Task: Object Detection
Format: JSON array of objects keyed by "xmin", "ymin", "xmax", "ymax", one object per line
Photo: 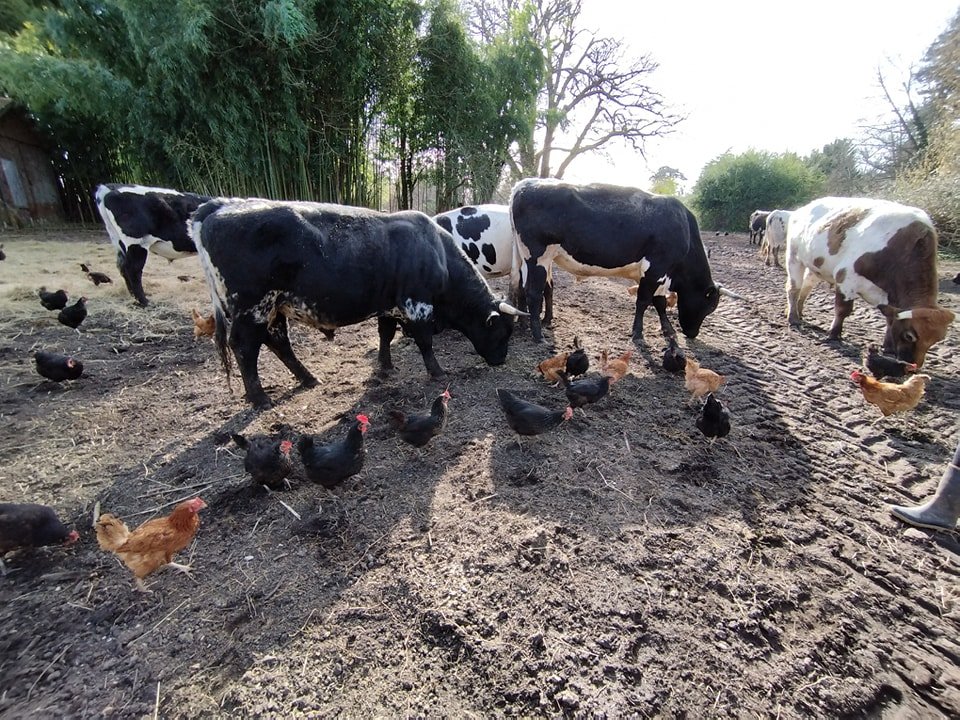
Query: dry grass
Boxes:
[{"xmin": 0, "ymin": 233, "xmax": 213, "ymax": 337}]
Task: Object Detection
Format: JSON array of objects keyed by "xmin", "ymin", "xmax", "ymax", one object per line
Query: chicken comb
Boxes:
[
  {"xmin": 850, "ymin": 369, "xmax": 863, "ymax": 381},
  {"xmin": 356, "ymin": 414, "xmax": 370, "ymax": 424},
  {"xmin": 279, "ymin": 439, "xmax": 294, "ymax": 452}
]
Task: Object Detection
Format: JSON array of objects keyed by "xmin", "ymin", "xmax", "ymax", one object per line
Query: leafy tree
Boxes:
[
  {"xmin": 393, "ymin": 0, "xmax": 540, "ymax": 210},
  {"xmin": 465, "ymin": 0, "xmax": 680, "ymax": 180},
  {"xmin": 650, "ymin": 165, "xmax": 685, "ymax": 194},
  {"xmin": 691, "ymin": 150, "xmax": 824, "ymax": 231},
  {"xmin": 804, "ymin": 139, "xmax": 866, "ymax": 196}
]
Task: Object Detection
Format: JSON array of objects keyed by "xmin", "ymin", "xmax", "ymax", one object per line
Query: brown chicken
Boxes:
[
  {"xmin": 536, "ymin": 351, "xmax": 569, "ymax": 383},
  {"xmin": 599, "ymin": 349, "xmax": 633, "ymax": 383},
  {"xmin": 96, "ymin": 498, "xmax": 207, "ymax": 592},
  {"xmin": 685, "ymin": 357, "xmax": 725, "ymax": 400},
  {"xmin": 627, "ymin": 286, "xmax": 677, "ymax": 308},
  {"xmin": 850, "ymin": 370, "xmax": 930, "ymax": 417},
  {"xmin": 191, "ymin": 308, "xmax": 215, "ymax": 338}
]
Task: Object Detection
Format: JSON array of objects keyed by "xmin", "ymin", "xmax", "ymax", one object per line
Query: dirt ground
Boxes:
[{"xmin": 0, "ymin": 225, "xmax": 958, "ymax": 719}]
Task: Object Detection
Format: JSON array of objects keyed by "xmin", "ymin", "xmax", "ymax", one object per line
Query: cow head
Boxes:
[
  {"xmin": 456, "ymin": 301, "xmax": 525, "ymax": 365},
  {"xmin": 878, "ymin": 304, "xmax": 955, "ymax": 367},
  {"xmin": 677, "ymin": 285, "xmax": 721, "ymax": 338}
]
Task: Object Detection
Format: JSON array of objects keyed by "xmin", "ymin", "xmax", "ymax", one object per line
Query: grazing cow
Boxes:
[
  {"xmin": 761, "ymin": 209, "xmax": 791, "ymax": 267},
  {"xmin": 193, "ymin": 199, "xmax": 524, "ymax": 407},
  {"xmin": 785, "ymin": 196, "xmax": 955, "ymax": 367},
  {"xmin": 95, "ymin": 184, "xmax": 211, "ymax": 306},
  {"xmin": 510, "ymin": 178, "xmax": 739, "ymax": 344},
  {"xmin": 748, "ymin": 210, "xmax": 771, "ymax": 245}
]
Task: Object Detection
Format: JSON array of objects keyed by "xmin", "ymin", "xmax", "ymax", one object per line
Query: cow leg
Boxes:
[
  {"xmin": 407, "ymin": 322, "xmax": 445, "ymax": 377},
  {"xmin": 543, "ymin": 276, "xmax": 554, "ymax": 326},
  {"xmin": 525, "ymin": 261, "xmax": 548, "ymax": 342},
  {"xmin": 117, "ymin": 244, "xmax": 149, "ymax": 306},
  {"xmin": 229, "ymin": 317, "xmax": 271, "ymax": 407},
  {"xmin": 377, "ymin": 316, "xmax": 398, "ymax": 371},
  {"xmin": 828, "ymin": 291, "xmax": 854, "ymax": 340},
  {"xmin": 785, "ymin": 262, "xmax": 809, "ymax": 327},
  {"xmin": 651, "ymin": 295, "xmax": 677, "ymax": 339},
  {"xmin": 264, "ymin": 315, "xmax": 317, "ymax": 388}
]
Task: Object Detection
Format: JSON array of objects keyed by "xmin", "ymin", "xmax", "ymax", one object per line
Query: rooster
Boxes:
[
  {"xmin": 496, "ymin": 389, "xmax": 573, "ymax": 436},
  {"xmin": 388, "ymin": 391, "xmax": 450, "ymax": 447},
  {"xmin": 299, "ymin": 414, "xmax": 370, "ymax": 488},
  {"xmin": 96, "ymin": 498, "xmax": 206, "ymax": 592},
  {"xmin": 850, "ymin": 370, "xmax": 930, "ymax": 418},
  {"xmin": 231, "ymin": 434, "xmax": 295, "ymax": 489},
  {"xmin": 34, "ymin": 351, "xmax": 83, "ymax": 382},
  {"xmin": 38, "ymin": 287, "xmax": 68, "ymax": 311}
]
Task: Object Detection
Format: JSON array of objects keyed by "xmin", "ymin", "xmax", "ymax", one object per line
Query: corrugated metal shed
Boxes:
[{"xmin": 0, "ymin": 97, "xmax": 65, "ymax": 225}]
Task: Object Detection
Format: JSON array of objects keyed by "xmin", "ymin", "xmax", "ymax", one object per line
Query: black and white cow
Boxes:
[
  {"xmin": 94, "ymin": 184, "xmax": 211, "ymax": 305},
  {"xmin": 510, "ymin": 178, "xmax": 740, "ymax": 344},
  {"xmin": 193, "ymin": 199, "xmax": 525, "ymax": 407},
  {"xmin": 433, "ymin": 204, "xmax": 514, "ymax": 278}
]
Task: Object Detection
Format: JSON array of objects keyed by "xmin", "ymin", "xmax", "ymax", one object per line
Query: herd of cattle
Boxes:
[{"xmin": 94, "ymin": 181, "xmax": 954, "ymax": 408}]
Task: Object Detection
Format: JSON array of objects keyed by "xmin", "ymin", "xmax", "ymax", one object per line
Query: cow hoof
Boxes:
[
  {"xmin": 250, "ymin": 396, "xmax": 273, "ymax": 410},
  {"xmin": 300, "ymin": 376, "xmax": 319, "ymax": 389}
]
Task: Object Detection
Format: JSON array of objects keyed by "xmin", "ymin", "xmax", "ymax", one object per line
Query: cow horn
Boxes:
[
  {"xmin": 717, "ymin": 284, "xmax": 744, "ymax": 301},
  {"xmin": 896, "ymin": 310, "xmax": 913, "ymax": 320},
  {"xmin": 498, "ymin": 301, "xmax": 529, "ymax": 317}
]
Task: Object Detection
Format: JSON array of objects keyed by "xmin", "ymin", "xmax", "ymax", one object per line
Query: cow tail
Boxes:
[{"xmin": 214, "ymin": 307, "xmax": 231, "ymax": 381}]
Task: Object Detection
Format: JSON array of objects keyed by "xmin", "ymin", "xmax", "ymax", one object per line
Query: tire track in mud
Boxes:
[{"xmin": 702, "ymin": 240, "xmax": 960, "ymax": 716}]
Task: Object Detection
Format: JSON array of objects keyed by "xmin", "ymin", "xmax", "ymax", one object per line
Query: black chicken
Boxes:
[
  {"xmin": 558, "ymin": 372, "xmax": 610, "ymax": 409},
  {"xmin": 0, "ymin": 243, "xmax": 5, "ymax": 261},
  {"xmin": 388, "ymin": 391, "xmax": 450, "ymax": 447},
  {"xmin": 0, "ymin": 503, "xmax": 79, "ymax": 573},
  {"xmin": 231, "ymin": 434, "xmax": 295, "ymax": 489},
  {"xmin": 696, "ymin": 393, "xmax": 731, "ymax": 442},
  {"xmin": 953, "ymin": 272, "xmax": 960, "ymax": 285},
  {"xmin": 80, "ymin": 263, "xmax": 112, "ymax": 286},
  {"xmin": 496, "ymin": 389, "xmax": 573, "ymax": 436},
  {"xmin": 34, "ymin": 351, "xmax": 83, "ymax": 382},
  {"xmin": 662, "ymin": 336, "xmax": 686, "ymax": 374},
  {"xmin": 864, "ymin": 343, "xmax": 917, "ymax": 380},
  {"xmin": 565, "ymin": 336, "xmax": 589, "ymax": 377},
  {"xmin": 57, "ymin": 297, "xmax": 87, "ymax": 329},
  {"xmin": 298, "ymin": 414, "xmax": 370, "ymax": 488},
  {"xmin": 38, "ymin": 287, "xmax": 68, "ymax": 311}
]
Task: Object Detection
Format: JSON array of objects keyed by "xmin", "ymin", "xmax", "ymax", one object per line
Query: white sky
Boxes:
[{"xmin": 562, "ymin": 0, "xmax": 958, "ymax": 191}]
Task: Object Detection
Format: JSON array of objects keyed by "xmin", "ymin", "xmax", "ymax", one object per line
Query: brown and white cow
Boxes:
[{"xmin": 785, "ymin": 196, "xmax": 954, "ymax": 367}]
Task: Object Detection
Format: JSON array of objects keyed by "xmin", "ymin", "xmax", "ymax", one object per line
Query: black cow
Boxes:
[
  {"xmin": 748, "ymin": 210, "xmax": 771, "ymax": 245},
  {"xmin": 510, "ymin": 178, "xmax": 739, "ymax": 344},
  {"xmin": 193, "ymin": 199, "xmax": 525, "ymax": 407},
  {"xmin": 95, "ymin": 184, "xmax": 211, "ymax": 305}
]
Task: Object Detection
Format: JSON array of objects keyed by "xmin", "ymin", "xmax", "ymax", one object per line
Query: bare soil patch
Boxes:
[{"xmin": 1, "ymin": 227, "xmax": 958, "ymax": 718}]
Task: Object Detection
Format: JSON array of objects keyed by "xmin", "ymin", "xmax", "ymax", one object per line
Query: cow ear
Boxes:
[
  {"xmin": 486, "ymin": 310, "xmax": 500, "ymax": 326},
  {"xmin": 231, "ymin": 433, "xmax": 248, "ymax": 449},
  {"xmin": 877, "ymin": 303, "xmax": 900, "ymax": 319}
]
